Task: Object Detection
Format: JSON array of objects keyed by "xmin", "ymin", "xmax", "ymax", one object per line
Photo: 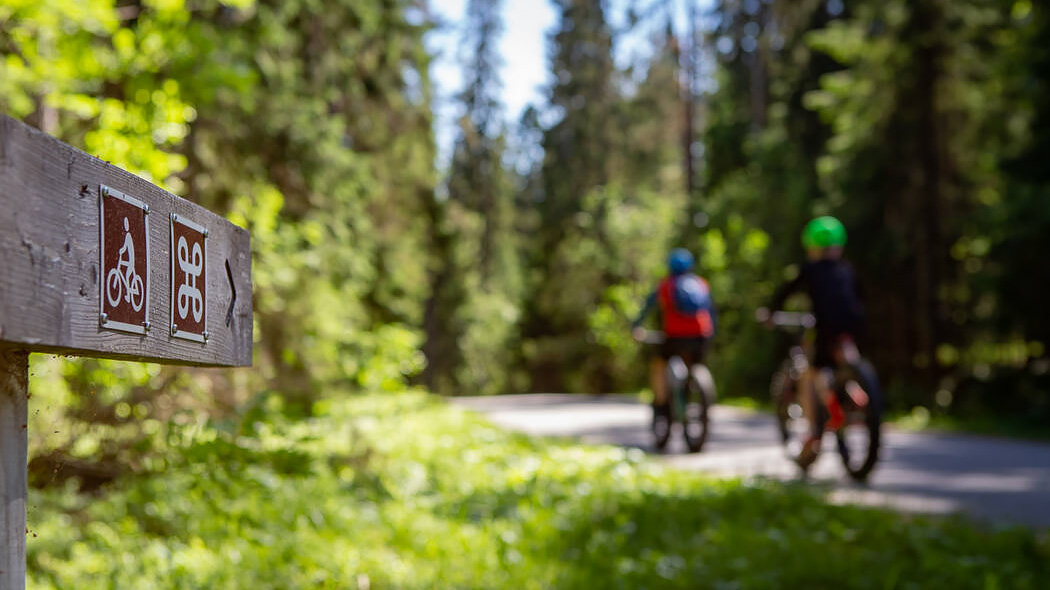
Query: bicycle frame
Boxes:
[
  {"xmin": 635, "ymin": 328, "xmax": 714, "ymax": 453},
  {"xmin": 760, "ymin": 309, "xmax": 882, "ymax": 480},
  {"xmin": 665, "ymin": 357, "xmax": 715, "ymax": 414},
  {"xmin": 637, "ymin": 329, "xmax": 714, "ymax": 402},
  {"xmin": 768, "ymin": 316, "xmax": 844, "ymax": 431}
]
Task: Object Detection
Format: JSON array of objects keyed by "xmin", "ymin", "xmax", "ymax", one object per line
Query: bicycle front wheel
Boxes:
[
  {"xmin": 771, "ymin": 360, "xmax": 796, "ymax": 445},
  {"xmin": 130, "ymin": 274, "xmax": 145, "ymax": 311},
  {"xmin": 834, "ymin": 359, "xmax": 883, "ymax": 482},
  {"xmin": 652, "ymin": 388, "xmax": 672, "ymax": 452},
  {"xmin": 682, "ymin": 371, "xmax": 711, "ymax": 453},
  {"xmin": 772, "ymin": 361, "xmax": 818, "ymax": 463}
]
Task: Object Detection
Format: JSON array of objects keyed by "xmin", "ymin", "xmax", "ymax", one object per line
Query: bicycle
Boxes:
[
  {"xmin": 634, "ymin": 329, "xmax": 715, "ymax": 453},
  {"xmin": 757, "ymin": 309, "xmax": 883, "ymax": 482},
  {"xmin": 106, "ymin": 217, "xmax": 145, "ymax": 311}
]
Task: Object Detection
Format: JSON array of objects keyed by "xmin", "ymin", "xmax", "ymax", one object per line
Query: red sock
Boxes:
[{"xmin": 826, "ymin": 396, "xmax": 845, "ymax": 430}]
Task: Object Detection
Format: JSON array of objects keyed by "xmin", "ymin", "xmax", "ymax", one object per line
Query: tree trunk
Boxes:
[{"xmin": 911, "ymin": 0, "xmax": 946, "ymax": 384}]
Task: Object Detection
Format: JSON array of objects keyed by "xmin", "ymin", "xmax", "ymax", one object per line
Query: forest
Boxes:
[
  {"xmin": 5, "ymin": 0, "xmax": 1048, "ymax": 426},
  {"xmin": 2, "ymin": 0, "xmax": 1050, "ymax": 586}
]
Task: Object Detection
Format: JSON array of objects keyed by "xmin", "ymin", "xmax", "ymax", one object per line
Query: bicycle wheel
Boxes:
[
  {"xmin": 772, "ymin": 361, "xmax": 815, "ymax": 457},
  {"xmin": 105, "ymin": 269, "xmax": 123, "ymax": 308},
  {"xmin": 682, "ymin": 371, "xmax": 710, "ymax": 453},
  {"xmin": 834, "ymin": 359, "xmax": 883, "ymax": 482},
  {"xmin": 652, "ymin": 392, "xmax": 672, "ymax": 452},
  {"xmin": 652, "ymin": 410, "xmax": 671, "ymax": 451},
  {"xmin": 770, "ymin": 360, "xmax": 795, "ymax": 445},
  {"xmin": 129, "ymin": 274, "xmax": 145, "ymax": 311}
]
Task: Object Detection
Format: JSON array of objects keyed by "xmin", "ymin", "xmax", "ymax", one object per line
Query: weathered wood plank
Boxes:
[
  {"xmin": 0, "ymin": 115, "xmax": 252, "ymax": 366},
  {"xmin": 0, "ymin": 349, "xmax": 27, "ymax": 590}
]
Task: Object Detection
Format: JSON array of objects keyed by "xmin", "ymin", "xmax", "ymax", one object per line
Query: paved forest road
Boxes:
[{"xmin": 451, "ymin": 394, "xmax": 1050, "ymax": 528}]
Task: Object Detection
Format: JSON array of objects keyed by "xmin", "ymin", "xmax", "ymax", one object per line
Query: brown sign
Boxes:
[
  {"xmin": 170, "ymin": 213, "xmax": 207, "ymax": 342},
  {"xmin": 99, "ymin": 186, "xmax": 150, "ymax": 334},
  {"xmin": 2, "ymin": 113, "xmax": 252, "ymax": 365}
]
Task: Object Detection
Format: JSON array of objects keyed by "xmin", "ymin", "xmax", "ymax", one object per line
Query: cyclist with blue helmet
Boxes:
[{"xmin": 632, "ymin": 248, "xmax": 717, "ymax": 428}]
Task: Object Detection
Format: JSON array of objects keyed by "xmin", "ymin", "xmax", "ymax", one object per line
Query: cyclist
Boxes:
[
  {"xmin": 762, "ymin": 216, "xmax": 864, "ymax": 460},
  {"xmin": 632, "ymin": 248, "xmax": 717, "ymax": 435}
]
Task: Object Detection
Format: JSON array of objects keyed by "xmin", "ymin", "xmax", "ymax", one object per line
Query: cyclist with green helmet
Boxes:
[{"xmin": 762, "ymin": 216, "xmax": 864, "ymax": 442}]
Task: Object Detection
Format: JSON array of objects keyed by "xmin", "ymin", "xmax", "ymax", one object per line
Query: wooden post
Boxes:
[
  {"xmin": 0, "ymin": 349, "xmax": 28, "ymax": 590},
  {"xmin": 0, "ymin": 114, "xmax": 253, "ymax": 588}
]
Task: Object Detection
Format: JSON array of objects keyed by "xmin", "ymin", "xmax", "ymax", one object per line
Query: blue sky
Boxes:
[
  {"xmin": 426, "ymin": 0, "xmax": 711, "ymax": 163},
  {"xmin": 429, "ymin": 0, "xmax": 556, "ymax": 124},
  {"xmin": 427, "ymin": 0, "xmax": 557, "ymax": 163}
]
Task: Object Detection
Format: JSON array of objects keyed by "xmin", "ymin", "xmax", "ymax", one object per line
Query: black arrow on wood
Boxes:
[{"xmin": 225, "ymin": 259, "xmax": 236, "ymax": 328}]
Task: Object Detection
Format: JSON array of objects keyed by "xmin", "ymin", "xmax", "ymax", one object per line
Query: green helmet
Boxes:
[{"xmin": 801, "ymin": 216, "xmax": 847, "ymax": 249}]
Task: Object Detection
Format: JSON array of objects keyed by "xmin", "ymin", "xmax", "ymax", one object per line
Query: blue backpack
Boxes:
[{"xmin": 671, "ymin": 274, "xmax": 712, "ymax": 314}]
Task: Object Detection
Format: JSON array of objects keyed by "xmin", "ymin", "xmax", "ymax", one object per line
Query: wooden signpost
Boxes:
[{"xmin": 0, "ymin": 114, "xmax": 253, "ymax": 589}]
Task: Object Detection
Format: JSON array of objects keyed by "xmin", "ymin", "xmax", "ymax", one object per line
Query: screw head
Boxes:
[
  {"xmin": 144, "ymin": 204, "xmax": 150, "ymax": 215},
  {"xmin": 203, "ymin": 228, "xmax": 209, "ymax": 238},
  {"xmin": 171, "ymin": 323, "xmax": 178, "ymax": 335},
  {"xmin": 170, "ymin": 212, "xmax": 178, "ymax": 222},
  {"xmin": 203, "ymin": 331, "xmax": 210, "ymax": 342},
  {"xmin": 100, "ymin": 313, "xmax": 108, "ymax": 325},
  {"xmin": 144, "ymin": 321, "xmax": 151, "ymax": 332}
]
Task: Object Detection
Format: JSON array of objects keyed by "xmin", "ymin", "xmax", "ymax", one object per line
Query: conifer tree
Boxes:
[
  {"xmin": 424, "ymin": 0, "xmax": 521, "ymax": 394},
  {"xmin": 518, "ymin": 0, "xmax": 618, "ymax": 391}
]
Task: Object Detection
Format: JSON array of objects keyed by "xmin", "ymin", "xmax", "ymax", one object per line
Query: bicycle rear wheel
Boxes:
[
  {"xmin": 682, "ymin": 371, "xmax": 711, "ymax": 453},
  {"xmin": 834, "ymin": 359, "xmax": 883, "ymax": 482}
]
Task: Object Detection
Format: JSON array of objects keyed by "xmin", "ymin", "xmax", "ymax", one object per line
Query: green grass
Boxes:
[
  {"xmin": 27, "ymin": 391, "xmax": 1050, "ymax": 589},
  {"xmin": 890, "ymin": 406, "xmax": 1050, "ymax": 442},
  {"xmin": 716, "ymin": 395, "xmax": 769, "ymax": 411}
]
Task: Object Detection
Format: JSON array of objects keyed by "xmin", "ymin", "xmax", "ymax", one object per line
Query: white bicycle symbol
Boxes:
[{"xmin": 105, "ymin": 217, "xmax": 145, "ymax": 312}]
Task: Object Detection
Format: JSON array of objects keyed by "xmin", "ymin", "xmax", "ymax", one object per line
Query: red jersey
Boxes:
[{"xmin": 658, "ymin": 275, "xmax": 715, "ymax": 338}]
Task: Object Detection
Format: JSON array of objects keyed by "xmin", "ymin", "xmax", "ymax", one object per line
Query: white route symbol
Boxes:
[
  {"xmin": 176, "ymin": 235, "xmax": 204, "ymax": 322},
  {"xmin": 105, "ymin": 217, "xmax": 145, "ymax": 311}
]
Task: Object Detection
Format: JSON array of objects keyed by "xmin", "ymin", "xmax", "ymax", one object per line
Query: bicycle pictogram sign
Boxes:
[
  {"xmin": 170, "ymin": 213, "xmax": 208, "ymax": 342},
  {"xmin": 99, "ymin": 186, "xmax": 150, "ymax": 334},
  {"xmin": 106, "ymin": 217, "xmax": 146, "ymax": 312}
]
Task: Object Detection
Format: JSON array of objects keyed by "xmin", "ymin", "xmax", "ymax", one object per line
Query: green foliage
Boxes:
[
  {"xmin": 26, "ymin": 392, "xmax": 1050, "ymax": 588},
  {"xmin": 519, "ymin": 10, "xmax": 690, "ymax": 393},
  {"xmin": 3, "ymin": 0, "xmax": 435, "ymax": 407},
  {"xmin": 694, "ymin": 0, "xmax": 1050, "ymax": 422},
  {"xmin": 0, "ymin": 0, "xmax": 192, "ymax": 183},
  {"xmin": 4, "ymin": 1, "xmax": 439, "ymax": 501}
]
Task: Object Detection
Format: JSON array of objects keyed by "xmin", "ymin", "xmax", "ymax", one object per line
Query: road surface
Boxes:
[{"xmin": 452, "ymin": 394, "xmax": 1050, "ymax": 528}]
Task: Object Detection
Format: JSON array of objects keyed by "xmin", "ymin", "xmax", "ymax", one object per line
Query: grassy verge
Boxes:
[
  {"xmin": 716, "ymin": 390, "xmax": 1050, "ymax": 442},
  {"xmin": 890, "ymin": 406, "xmax": 1050, "ymax": 442},
  {"xmin": 27, "ymin": 391, "xmax": 1049, "ymax": 589}
]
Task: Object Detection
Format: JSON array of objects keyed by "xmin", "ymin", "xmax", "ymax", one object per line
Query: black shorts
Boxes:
[
  {"xmin": 814, "ymin": 330, "xmax": 852, "ymax": 369},
  {"xmin": 659, "ymin": 336, "xmax": 709, "ymax": 364}
]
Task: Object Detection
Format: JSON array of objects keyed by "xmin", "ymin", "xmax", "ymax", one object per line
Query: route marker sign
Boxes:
[
  {"xmin": 100, "ymin": 185, "xmax": 151, "ymax": 335},
  {"xmin": 170, "ymin": 213, "xmax": 208, "ymax": 342},
  {"xmin": 0, "ymin": 114, "xmax": 253, "ymax": 590}
]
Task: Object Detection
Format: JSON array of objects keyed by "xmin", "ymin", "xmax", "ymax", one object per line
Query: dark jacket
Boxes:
[{"xmin": 770, "ymin": 258, "xmax": 863, "ymax": 336}]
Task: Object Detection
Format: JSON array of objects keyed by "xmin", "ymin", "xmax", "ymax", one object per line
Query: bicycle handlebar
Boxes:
[
  {"xmin": 755, "ymin": 308, "xmax": 816, "ymax": 329},
  {"xmin": 633, "ymin": 329, "xmax": 667, "ymax": 345}
]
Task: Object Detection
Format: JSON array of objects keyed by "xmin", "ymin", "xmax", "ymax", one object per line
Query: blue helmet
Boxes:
[{"xmin": 668, "ymin": 248, "xmax": 694, "ymax": 275}]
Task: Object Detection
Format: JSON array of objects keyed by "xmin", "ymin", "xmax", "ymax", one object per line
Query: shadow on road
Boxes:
[{"xmin": 453, "ymin": 394, "xmax": 1050, "ymax": 528}]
